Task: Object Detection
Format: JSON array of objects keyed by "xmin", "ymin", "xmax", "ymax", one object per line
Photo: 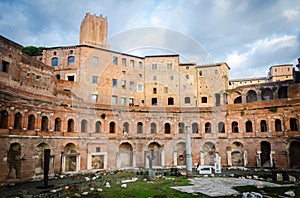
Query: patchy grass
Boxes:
[
  {"xmin": 67, "ymin": 172, "xmax": 208, "ymax": 198},
  {"xmin": 232, "ymin": 185, "xmax": 300, "ymax": 198}
]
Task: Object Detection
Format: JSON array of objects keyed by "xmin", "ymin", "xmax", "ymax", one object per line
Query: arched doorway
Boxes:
[
  {"xmin": 176, "ymin": 142, "xmax": 186, "ymax": 166},
  {"xmin": 7, "ymin": 143, "xmax": 21, "ymax": 179},
  {"xmin": 147, "ymin": 142, "xmax": 162, "ymax": 167},
  {"xmin": 231, "ymin": 142, "xmax": 244, "ymax": 166},
  {"xmin": 201, "ymin": 142, "xmax": 216, "ymax": 165},
  {"xmin": 35, "ymin": 143, "xmax": 54, "ymax": 176},
  {"xmin": 119, "ymin": 142, "xmax": 133, "ymax": 168},
  {"xmin": 261, "ymin": 141, "xmax": 271, "ymax": 167},
  {"xmin": 289, "ymin": 141, "xmax": 300, "ymax": 169},
  {"xmin": 63, "ymin": 143, "xmax": 79, "ymax": 172}
]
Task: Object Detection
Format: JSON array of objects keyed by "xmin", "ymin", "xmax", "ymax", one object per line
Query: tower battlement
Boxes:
[{"xmin": 79, "ymin": 13, "xmax": 109, "ymax": 49}]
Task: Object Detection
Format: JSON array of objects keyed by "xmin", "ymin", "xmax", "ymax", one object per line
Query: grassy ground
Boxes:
[
  {"xmin": 67, "ymin": 173, "xmax": 207, "ymax": 198},
  {"xmin": 65, "ymin": 172, "xmax": 299, "ymax": 198}
]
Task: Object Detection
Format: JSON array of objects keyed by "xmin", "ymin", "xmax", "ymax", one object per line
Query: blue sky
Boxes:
[{"xmin": 1, "ymin": 0, "xmax": 299, "ymax": 79}]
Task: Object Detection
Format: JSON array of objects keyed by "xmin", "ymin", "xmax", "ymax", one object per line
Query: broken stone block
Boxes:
[
  {"xmin": 276, "ymin": 173, "xmax": 283, "ymax": 181},
  {"xmin": 255, "ymin": 181, "xmax": 265, "ymax": 189},
  {"xmin": 289, "ymin": 175, "xmax": 296, "ymax": 182},
  {"xmin": 284, "ymin": 190, "xmax": 295, "ymax": 197},
  {"xmin": 82, "ymin": 191, "xmax": 88, "ymax": 196}
]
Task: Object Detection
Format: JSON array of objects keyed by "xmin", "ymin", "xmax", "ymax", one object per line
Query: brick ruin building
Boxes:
[{"xmin": 0, "ymin": 13, "xmax": 300, "ymax": 184}]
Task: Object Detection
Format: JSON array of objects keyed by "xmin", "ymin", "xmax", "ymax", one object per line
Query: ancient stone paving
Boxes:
[{"xmin": 171, "ymin": 177, "xmax": 288, "ymax": 197}]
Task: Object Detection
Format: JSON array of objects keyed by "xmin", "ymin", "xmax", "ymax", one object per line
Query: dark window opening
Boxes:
[
  {"xmin": 232, "ymin": 121, "xmax": 239, "ymax": 133},
  {"xmin": 165, "ymin": 123, "xmax": 171, "ymax": 134},
  {"xmin": 245, "ymin": 121, "xmax": 253, "ymax": 132},
  {"xmin": 2, "ymin": 60, "xmax": 9, "ymax": 72},
  {"xmin": 218, "ymin": 122, "xmax": 225, "ymax": 133},
  {"xmin": 192, "ymin": 123, "xmax": 198, "ymax": 133},
  {"xmin": 178, "ymin": 122, "xmax": 185, "ymax": 133},
  {"xmin": 152, "ymin": 98, "xmax": 157, "ymax": 105},
  {"xmin": 260, "ymin": 120, "xmax": 268, "ymax": 132},
  {"xmin": 205, "ymin": 122, "xmax": 211, "ymax": 133},
  {"xmin": 168, "ymin": 97, "xmax": 174, "ymax": 105},
  {"xmin": 275, "ymin": 119, "xmax": 282, "ymax": 132},
  {"xmin": 234, "ymin": 96, "xmax": 242, "ymax": 104},
  {"xmin": 137, "ymin": 122, "xmax": 143, "ymax": 133}
]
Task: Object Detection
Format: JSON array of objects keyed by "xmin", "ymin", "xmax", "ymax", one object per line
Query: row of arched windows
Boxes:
[
  {"xmin": 0, "ymin": 110, "xmax": 298, "ymax": 133},
  {"xmin": 234, "ymin": 86, "xmax": 288, "ymax": 104}
]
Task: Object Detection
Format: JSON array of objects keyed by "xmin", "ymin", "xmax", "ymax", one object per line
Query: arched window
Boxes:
[
  {"xmin": 234, "ymin": 96, "xmax": 242, "ymax": 104},
  {"xmin": 51, "ymin": 57, "xmax": 58, "ymax": 66},
  {"xmin": 275, "ymin": 119, "xmax": 282, "ymax": 132},
  {"xmin": 245, "ymin": 121, "xmax": 252, "ymax": 132},
  {"xmin": 41, "ymin": 116, "xmax": 48, "ymax": 131},
  {"xmin": 137, "ymin": 122, "xmax": 143, "ymax": 133},
  {"xmin": 109, "ymin": 122, "xmax": 116, "ymax": 133},
  {"xmin": 184, "ymin": 97, "xmax": 190, "ymax": 104},
  {"xmin": 14, "ymin": 112, "xmax": 22, "ymax": 129},
  {"xmin": 261, "ymin": 88, "xmax": 273, "ymax": 100},
  {"xmin": 278, "ymin": 86, "xmax": 288, "ymax": 99},
  {"xmin": 165, "ymin": 123, "xmax": 171, "ymax": 134},
  {"xmin": 95, "ymin": 121, "xmax": 101, "ymax": 133},
  {"xmin": 205, "ymin": 122, "xmax": 211, "ymax": 133},
  {"xmin": 168, "ymin": 97, "xmax": 174, "ymax": 105},
  {"xmin": 232, "ymin": 121, "xmax": 239, "ymax": 133},
  {"xmin": 54, "ymin": 117, "xmax": 62, "ymax": 132},
  {"xmin": 123, "ymin": 122, "xmax": 129, "ymax": 133},
  {"xmin": 27, "ymin": 114, "xmax": 35, "ymax": 130},
  {"xmin": 246, "ymin": 90, "xmax": 257, "ymax": 103},
  {"xmin": 56, "ymin": 74, "xmax": 61, "ymax": 80},
  {"xmin": 192, "ymin": 122, "xmax": 198, "ymax": 133},
  {"xmin": 218, "ymin": 122, "xmax": 225, "ymax": 133},
  {"xmin": 178, "ymin": 122, "xmax": 185, "ymax": 133},
  {"xmin": 151, "ymin": 122, "xmax": 157, "ymax": 134},
  {"xmin": 290, "ymin": 118, "xmax": 298, "ymax": 131},
  {"xmin": 81, "ymin": 119, "xmax": 87, "ymax": 133},
  {"xmin": 260, "ymin": 120, "xmax": 267, "ymax": 132},
  {"xmin": 0, "ymin": 110, "xmax": 8, "ymax": 129},
  {"xmin": 67, "ymin": 119, "xmax": 74, "ymax": 132},
  {"xmin": 68, "ymin": 56, "xmax": 75, "ymax": 65}
]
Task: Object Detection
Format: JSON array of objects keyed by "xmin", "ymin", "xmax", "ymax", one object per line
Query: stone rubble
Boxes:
[{"xmin": 171, "ymin": 177, "xmax": 293, "ymax": 197}]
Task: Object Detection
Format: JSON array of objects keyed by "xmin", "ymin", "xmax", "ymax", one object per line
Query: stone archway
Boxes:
[
  {"xmin": 201, "ymin": 142, "xmax": 216, "ymax": 165},
  {"xmin": 63, "ymin": 143, "xmax": 79, "ymax": 172},
  {"xmin": 119, "ymin": 142, "xmax": 133, "ymax": 168},
  {"xmin": 35, "ymin": 143, "xmax": 49, "ymax": 175},
  {"xmin": 147, "ymin": 142, "xmax": 162, "ymax": 167},
  {"xmin": 231, "ymin": 142, "xmax": 244, "ymax": 166},
  {"xmin": 7, "ymin": 143, "xmax": 21, "ymax": 179},
  {"xmin": 289, "ymin": 141, "xmax": 300, "ymax": 169},
  {"xmin": 261, "ymin": 141, "xmax": 271, "ymax": 167},
  {"xmin": 176, "ymin": 142, "xmax": 186, "ymax": 166}
]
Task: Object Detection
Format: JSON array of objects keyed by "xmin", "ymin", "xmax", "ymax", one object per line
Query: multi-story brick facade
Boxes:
[{"xmin": 0, "ymin": 13, "xmax": 299, "ymax": 184}]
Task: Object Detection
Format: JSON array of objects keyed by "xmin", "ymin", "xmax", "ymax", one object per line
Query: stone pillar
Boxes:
[
  {"xmin": 161, "ymin": 148, "xmax": 165, "ymax": 166},
  {"xmin": 185, "ymin": 126, "xmax": 192, "ymax": 176},
  {"xmin": 227, "ymin": 150, "xmax": 232, "ymax": 166},
  {"xmin": 132, "ymin": 152, "xmax": 136, "ymax": 167},
  {"xmin": 200, "ymin": 152, "xmax": 204, "ymax": 165},
  {"xmin": 270, "ymin": 151, "xmax": 275, "ymax": 167},
  {"xmin": 76, "ymin": 155, "xmax": 81, "ymax": 172},
  {"xmin": 173, "ymin": 151, "xmax": 178, "ymax": 166},
  {"xmin": 256, "ymin": 151, "xmax": 261, "ymax": 167},
  {"xmin": 244, "ymin": 151, "xmax": 248, "ymax": 167},
  {"xmin": 116, "ymin": 152, "xmax": 121, "ymax": 169},
  {"xmin": 215, "ymin": 153, "xmax": 221, "ymax": 173}
]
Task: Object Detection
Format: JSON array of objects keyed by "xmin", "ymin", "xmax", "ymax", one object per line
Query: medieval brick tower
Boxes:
[{"xmin": 79, "ymin": 13, "xmax": 109, "ymax": 48}]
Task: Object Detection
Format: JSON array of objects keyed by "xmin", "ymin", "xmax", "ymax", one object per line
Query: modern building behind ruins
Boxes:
[{"xmin": 0, "ymin": 13, "xmax": 300, "ymax": 184}]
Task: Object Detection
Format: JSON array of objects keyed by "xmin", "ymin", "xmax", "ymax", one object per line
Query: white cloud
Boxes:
[{"xmin": 282, "ymin": 9, "xmax": 300, "ymax": 22}]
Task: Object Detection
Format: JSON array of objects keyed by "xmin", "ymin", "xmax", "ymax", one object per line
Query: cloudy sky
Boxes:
[{"xmin": 1, "ymin": 0, "xmax": 299, "ymax": 79}]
